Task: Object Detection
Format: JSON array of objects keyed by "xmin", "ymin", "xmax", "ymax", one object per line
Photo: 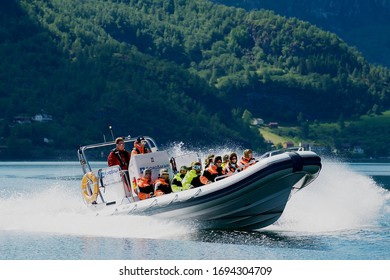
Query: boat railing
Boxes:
[
  {"xmin": 118, "ymin": 169, "xmax": 138, "ymax": 202},
  {"xmin": 78, "ymin": 136, "xmax": 158, "ymax": 174},
  {"xmin": 92, "ymin": 166, "xmax": 138, "ymax": 204},
  {"xmin": 258, "ymin": 146, "xmax": 304, "ymax": 159},
  {"xmin": 79, "ymin": 136, "xmax": 158, "ymax": 152}
]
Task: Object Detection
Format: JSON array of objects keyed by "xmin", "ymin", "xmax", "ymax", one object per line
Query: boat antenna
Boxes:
[{"xmin": 109, "ymin": 126, "xmax": 115, "ymax": 141}]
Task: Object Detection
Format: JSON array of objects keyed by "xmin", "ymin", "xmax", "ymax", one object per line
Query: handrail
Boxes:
[
  {"xmin": 215, "ymin": 174, "xmax": 230, "ymax": 181},
  {"xmin": 258, "ymin": 146, "xmax": 304, "ymax": 159},
  {"xmin": 77, "ymin": 136, "xmax": 158, "ymax": 174},
  {"xmin": 78, "ymin": 136, "xmax": 158, "ymax": 153}
]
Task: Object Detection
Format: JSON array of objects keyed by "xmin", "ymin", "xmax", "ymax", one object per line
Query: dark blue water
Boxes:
[{"xmin": 0, "ymin": 160, "xmax": 389, "ymax": 260}]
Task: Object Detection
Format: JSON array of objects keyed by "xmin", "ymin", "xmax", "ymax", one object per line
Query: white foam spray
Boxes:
[
  {"xmin": 269, "ymin": 159, "xmax": 390, "ymax": 233},
  {"xmin": 0, "ymin": 184, "xmax": 192, "ymax": 239}
]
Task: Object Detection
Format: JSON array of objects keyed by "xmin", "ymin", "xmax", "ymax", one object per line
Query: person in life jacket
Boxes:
[
  {"xmin": 204, "ymin": 154, "xmax": 214, "ymax": 169},
  {"xmin": 132, "ymin": 136, "xmax": 151, "ymax": 155},
  {"xmin": 107, "ymin": 137, "xmax": 131, "ymax": 170},
  {"xmin": 221, "ymin": 154, "xmax": 229, "ymax": 169},
  {"xmin": 239, "ymin": 149, "xmax": 257, "ymax": 169},
  {"xmin": 224, "ymin": 152, "xmax": 243, "ymax": 175},
  {"xmin": 200, "ymin": 155, "xmax": 226, "ymax": 184},
  {"xmin": 154, "ymin": 168, "xmax": 173, "ymax": 196},
  {"xmin": 137, "ymin": 168, "xmax": 155, "ymax": 200},
  {"xmin": 171, "ymin": 165, "xmax": 188, "ymax": 192},
  {"xmin": 182, "ymin": 161, "xmax": 205, "ymax": 189}
]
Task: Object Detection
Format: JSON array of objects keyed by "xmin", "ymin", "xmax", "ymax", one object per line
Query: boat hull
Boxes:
[{"xmin": 90, "ymin": 151, "xmax": 321, "ymax": 230}]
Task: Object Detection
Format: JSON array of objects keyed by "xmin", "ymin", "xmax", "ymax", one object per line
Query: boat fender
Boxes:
[
  {"xmin": 287, "ymin": 152, "xmax": 303, "ymax": 172},
  {"xmin": 81, "ymin": 171, "xmax": 99, "ymax": 204}
]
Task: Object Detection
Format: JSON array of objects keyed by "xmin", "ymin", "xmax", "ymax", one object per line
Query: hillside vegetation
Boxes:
[
  {"xmin": 1, "ymin": 0, "xmax": 390, "ymax": 159},
  {"xmin": 213, "ymin": 0, "xmax": 390, "ymax": 68}
]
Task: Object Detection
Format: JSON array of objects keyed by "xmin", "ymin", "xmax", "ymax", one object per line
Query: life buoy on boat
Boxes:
[{"xmin": 81, "ymin": 172, "xmax": 99, "ymax": 204}]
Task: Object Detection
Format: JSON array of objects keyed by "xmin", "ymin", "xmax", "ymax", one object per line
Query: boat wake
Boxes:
[
  {"xmin": 268, "ymin": 159, "xmax": 390, "ymax": 233},
  {"xmin": 0, "ymin": 184, "xmax": 193, "ymax": 239}
]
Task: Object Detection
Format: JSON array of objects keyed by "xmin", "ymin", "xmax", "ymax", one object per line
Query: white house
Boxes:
[
  {"xmin": 251, "ymin": 118, "xmax": 264, "ymax": 126},
  {"xmin": 32, "ymin": 113, "xmax": 53, "ymax": 122}
]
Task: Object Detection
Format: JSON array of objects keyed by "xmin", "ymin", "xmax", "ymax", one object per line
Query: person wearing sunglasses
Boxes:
[
  {"xmin": 224, "ymin": 152, "xmax": 243, "ymax": 175},
  {"xmin": 171, "ymin": 165, "xmax": 188, "ymax": 192},
  {"xmin": 182, "ymin": 161, "xmax": 205, "ymax": 190},
  {"xmin": 107, "ymin": 137, "xmax": 131, "ymax": 171},
  {"xmin": 200, "ymin": 155, "xmax": 226, "ymax": 184}
]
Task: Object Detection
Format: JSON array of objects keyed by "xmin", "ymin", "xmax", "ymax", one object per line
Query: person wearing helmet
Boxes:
[
  {"xmin": 224, "ymin": 152, "xmax": 243, "ymax": 175},
  {"xmin": 200, "ymin": 155, "xmax": 226, "ymax": 184},
  {"xmin": 171, "ymin": 165, "xmax": 188, "ymax": 192},
  {"xmin": 182, "ymin": 161, "xmax": 205, "ymax": 189},
  {"xmin": 132, "ymin": 136, "xmax": 150, "ymax": 155},
  {"xmin": 154, "ymin": 168, "xmax": 173, "ymax": 196},
  {"xmin": 137, "ymin": 168, "xmax": 155, "ymax": 200},
  {"xmin": 239, "ymin": 149, "xmax": 257, "ymax": 169}
]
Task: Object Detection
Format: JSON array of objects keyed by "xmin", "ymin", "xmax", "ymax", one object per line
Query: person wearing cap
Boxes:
[
  {"xmin": 137, "ymin": 168, "xmax": 155, "ymax": 200},
  {"xmin": 182, "ymin": 162, "xmax": 205, "ymax": 189},
  {"xmin": 132, "ymin": 136, "xmax": 150, "ymax": 155},
  {"xmin": 107, "ymin": 137, "xmax": 131, "ymax": 171},
  {"xmin": 200, "ymin": 155, "xmax": 226, "ymax": 184},
  {"xmin": 154, "ymin": 168, "xmax": 173, "ymax": 196},
  {"xmin": 171, "ymin": 166, "xmax": 188, "ymax": 192},
  {"xmin": 239, "ymin": 149, "xmax": 257, "ymax": 169}
]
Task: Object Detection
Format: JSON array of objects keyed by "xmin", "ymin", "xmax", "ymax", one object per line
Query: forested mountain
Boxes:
[
  {"xmin": 212, "ymin": 0, "xmax": 390, "ymax": 68},
  {"xmin": 1, "ymin": 0, "xmax": 390, "ymax": 159}
]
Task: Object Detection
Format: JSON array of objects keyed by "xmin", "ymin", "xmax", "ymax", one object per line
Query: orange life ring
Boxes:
[{"xmin": 81, "ymin": 172, "xmax": 99, "ymax": 204}]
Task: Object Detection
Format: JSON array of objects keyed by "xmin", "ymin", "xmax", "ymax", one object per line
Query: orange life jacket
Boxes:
[
  {"xmin": 239, "ymin": 156, "xmax": 256, "ymax": 169},
  {"xmin": 154, "ymin": 178, "xmax": 172, "ymax": 196},
  {"xmin": 137, "ymin": 177, "xmax": 154, "ymax": 200},
  {"xmin": 132, "ymin": 142, "xmax": 149, "ymax": 155},
  {"xmin": 200, "ymin": 165, "xmax": 225, "ymax": 184}
]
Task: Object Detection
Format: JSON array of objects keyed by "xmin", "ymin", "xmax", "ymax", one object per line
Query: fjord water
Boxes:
[{"xmin": 0, "ymin": 159, "xmax": 389, "ymax": 260}]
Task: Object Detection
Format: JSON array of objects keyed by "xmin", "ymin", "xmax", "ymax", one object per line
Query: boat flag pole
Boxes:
[{"xmin": 109, "ymin": 126, "xmax": 115, "ymax": 141}]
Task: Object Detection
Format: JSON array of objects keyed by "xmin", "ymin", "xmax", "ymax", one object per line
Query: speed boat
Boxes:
[{"xmin": 77, "ymin": 136, "xmax": 321, "ymax": 230}]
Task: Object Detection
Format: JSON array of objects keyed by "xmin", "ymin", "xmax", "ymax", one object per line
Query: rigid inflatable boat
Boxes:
[{"xmin": 77, "ymin": 136, "xmax": 321, "ymax": 230}]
